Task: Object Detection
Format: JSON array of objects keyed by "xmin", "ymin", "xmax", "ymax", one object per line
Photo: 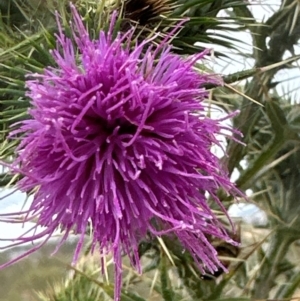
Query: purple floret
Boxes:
[{"xmin": 0, "ymin": 5, "xmax": 241, "ymax": 301}]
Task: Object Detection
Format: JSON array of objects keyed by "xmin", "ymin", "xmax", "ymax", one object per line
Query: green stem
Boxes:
[
  {"xmin": 160, "ymin": 254, "xmax": 175, "ymax": 301},
  {"xmin": 236, "ymin": 135, "xmax": 284, "ymax": 189},
  {"xmin": 276, "ymin": 272, "xmax": 300, "ymax": 299},
  {"xmin": 252, "ymin": 230, "xmax": 295, "ymax": 298}
]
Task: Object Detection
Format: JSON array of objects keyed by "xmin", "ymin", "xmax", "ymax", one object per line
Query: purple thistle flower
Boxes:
[{"xmin": 0, "ymin": 5, "xmax": 241, "ymax": 300}]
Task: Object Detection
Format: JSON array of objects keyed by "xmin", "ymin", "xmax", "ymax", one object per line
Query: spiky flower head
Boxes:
[{"xmin": 0, "ymin": 4, "xmax": 241, "ymax": 301}]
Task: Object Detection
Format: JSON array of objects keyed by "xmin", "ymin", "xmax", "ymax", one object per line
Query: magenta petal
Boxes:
[{"xmin": 1, "ymin": 4, "xmax": 242, "ymax": 301}]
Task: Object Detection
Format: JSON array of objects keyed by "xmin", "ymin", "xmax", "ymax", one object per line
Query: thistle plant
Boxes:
[
  {"xmin": 0, "ymin": 2, "xmax": 244, "ymax": 301},
  {"xmin": 1, "ymin": 1, "xmax": 300, "ymax": 301}
]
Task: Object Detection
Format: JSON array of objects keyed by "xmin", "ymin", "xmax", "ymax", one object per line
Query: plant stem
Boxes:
[{"xmin": 252, "ymin": 230, "xmax": 295, "ymax": 298}]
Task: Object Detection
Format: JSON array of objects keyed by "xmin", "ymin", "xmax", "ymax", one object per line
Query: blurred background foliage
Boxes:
[{"xmin": 0, "ymin": 0, "xmax": 300, "ymax": 300}]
